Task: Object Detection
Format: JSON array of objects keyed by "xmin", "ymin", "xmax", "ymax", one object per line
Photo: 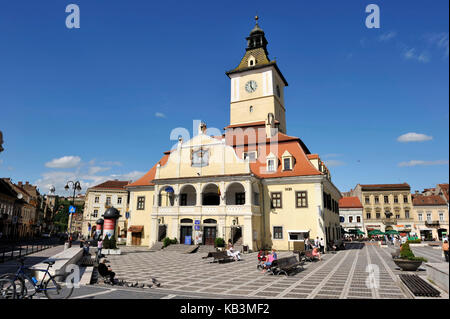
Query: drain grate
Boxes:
[{"xmin": 400, "ymin": 274, "xmax": 441, "ymax": 297}]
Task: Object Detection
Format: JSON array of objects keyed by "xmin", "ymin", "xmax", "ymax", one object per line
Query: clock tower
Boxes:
[{"xmin": 226, "ymin": 17, "xmax": 288, "ymax": 133}]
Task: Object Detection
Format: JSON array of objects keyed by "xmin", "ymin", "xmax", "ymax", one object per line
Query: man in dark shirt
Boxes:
[{"xmin": 98, "ymin": 258, "xmax": 116, "ymax": 284}]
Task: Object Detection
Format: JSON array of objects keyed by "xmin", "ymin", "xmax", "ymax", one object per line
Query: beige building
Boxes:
[
  {"xmin": 348, "ymin": 183, "xmax": 414, "ymax": 235},
  {"xmin": 82, "ymin": 180, "xmax": 129, "ymax": 239},
  {"xmin": 125, "ymin": 18, "xmax": 341, "ymax": 251},
  {"xmin": 412, "ymin": 195, "xmax": 448, "ymax": 241}
]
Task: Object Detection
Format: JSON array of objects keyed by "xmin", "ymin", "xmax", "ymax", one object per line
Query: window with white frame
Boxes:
[
  {"xmin": 418, "ymin": 213, "xmax": 423, "ymax": 221},
  {"xmin": 273, "ymin": 226, "xmax": 283, "ymax": 239},
  {"xmin": 281, "ymin": 151, "xmax": 293, "ymax": 171},
  {"xmin": 93, "ymin": 209, "xmax": 98, "ymax": 218},
  {"xmin": 106, "ymin": 197, "xmax": 111, "ymax": 206},
  {"xmin": 439, "ymin": 212, "xmax": 444, "ymax": 221},
  {"xmin": 117, "ymin": 197, "xmax": 122, "ymax": 204},
  {"xmin": 266, "ymin": 153, "xmax": 277, "ymax": 172},
  {"xmin": 426, "ymin": 212, "xmax": 432, "ymax": 221},
  {"xmin": 94, "ymin": 196, "xmax": 99, "ymax": 203}
]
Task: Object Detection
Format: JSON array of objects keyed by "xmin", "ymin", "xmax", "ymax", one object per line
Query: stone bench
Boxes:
[{"xmin": 29, "ymin": 247, "xmax": 83, "ymax": 280}]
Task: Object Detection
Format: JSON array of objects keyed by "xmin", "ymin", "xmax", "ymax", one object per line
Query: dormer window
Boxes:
[
  {"xmin": 248, "ymin": 55, "xmax": 256, "ymax": 67},
  {"xmin": 282, "ymin": 151, "xmax": 294, "ymax": 171},
  {"xmin": 266, "ymin": 152, "xmax": 277, "ymax": 172}
]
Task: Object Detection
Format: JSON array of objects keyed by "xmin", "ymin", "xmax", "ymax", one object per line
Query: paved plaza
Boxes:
[{"xmin": 97, "ymin": 243, "xmax": 447, "ymax": 299}]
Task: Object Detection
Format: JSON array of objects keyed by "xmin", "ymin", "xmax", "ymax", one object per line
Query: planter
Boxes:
[{"xmin": 393, "ymin": 258, "xmax": 423, "ymax": 271}]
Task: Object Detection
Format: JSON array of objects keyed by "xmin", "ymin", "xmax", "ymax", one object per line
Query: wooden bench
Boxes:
[
  {"xmin": 202, "ymin": 251, "xmax": 234, "ymax": 263},
  {"xmin": 271, "ymin": 255, "xmax": 304, "ymax": 276}
]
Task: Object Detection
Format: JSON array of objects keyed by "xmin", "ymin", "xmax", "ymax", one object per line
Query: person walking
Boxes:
[
  {"xmin": 97, "ymin": 237, "xmax": 103, "ymax": 260},
  {"xmin": 314, "ymin": 237, "xmax": 319, "ymax": 248},
  {"xmin": 319, "ymin": 238, "xmax": 325, "ymax": 254},
  {"xmin": 442, "ymin": 240, "xmax": 449, "ymax": 262}
]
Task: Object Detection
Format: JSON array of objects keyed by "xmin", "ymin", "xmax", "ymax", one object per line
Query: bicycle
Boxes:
[
  {"xmin": 0, "ymin": 257, "xmax": 74, "ymax": 299},
  {"xmin": 0, "ymin": 278, "xmax": 16, "ymax": 299}
]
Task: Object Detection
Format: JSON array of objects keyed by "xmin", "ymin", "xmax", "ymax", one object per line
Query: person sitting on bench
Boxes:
[
  {"xmin": 98, "ymin": 258, "xmax": 116, "ymax": 284},
  {"xmin": 262, "ymin": 251, "xmax": 275, "ymax": 273},
  {"xmin": 226, "ymin": 239, "xmax": 241, "ymax": 261}
]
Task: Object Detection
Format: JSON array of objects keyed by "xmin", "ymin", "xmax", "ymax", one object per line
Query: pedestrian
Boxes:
[
  {"xmin": 443, "ymin": 240, "xmax": 449, "ymax": 262},
  {"xmin": 305, "ymin": 237, "xmax": 311, "ymax": 250},
  {"xmin": 314, "ymin": 237, "xmax": 319, "ymax": 248},
  {"xmin": 97, "ymin": 237, "xmax": 103, "ymax": 259},
  {"xmin": 83, "ymin": 241, "xmax": 90, "ymax": 256},
  {"xmin": 319, "ymin": 238, "xmax": 325, "ymax": 254}
]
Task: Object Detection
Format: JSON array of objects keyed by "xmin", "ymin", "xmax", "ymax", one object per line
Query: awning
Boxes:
[{"xmin": 128, "ymin": 225, "xmax": 144, "ymax": 233}]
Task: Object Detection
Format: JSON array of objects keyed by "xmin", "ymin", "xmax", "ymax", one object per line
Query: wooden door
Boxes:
[
  {"xmin": 132, "ymin": 233, "xmax": 141, "ymax": 246},
  {"xmin": 204, "ymin": 227, "xmax": 216, "ymax": 246}
]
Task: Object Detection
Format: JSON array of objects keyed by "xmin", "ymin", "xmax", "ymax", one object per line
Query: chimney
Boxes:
[
  {"xmin": 415, "ymin": 190, "xmax": 420, "ymax": 195},
  {"xmin": 18, "ymin": 181, "xmax": 23, "ymax": 187}
]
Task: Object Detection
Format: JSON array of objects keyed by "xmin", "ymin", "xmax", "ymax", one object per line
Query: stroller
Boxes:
[{"xmin": 257, "ymin": 250, "xmax": 267, "ymax": 270}]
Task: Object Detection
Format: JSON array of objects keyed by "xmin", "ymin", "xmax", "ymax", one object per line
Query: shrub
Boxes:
[
  {"xmin": 407, "ymin": 239, "xmax": 422, "ymax": 244},
  {"xmin": 163, "ymin": 237, "xmax": 171, "ymax": 247},
  {"xmin": 214, "ymin": 237, "xmax": 225, "ymax": 247},
  {"xmin": 103, "ymin": 237, "xmax": 111, "ymax": 249},
  {"xmin": 109, "ymin": 237, "xmax": 117, "ymax": 249},
  {"xmin": 399, "ymin": 242, "xmax": 427, "ymax": 262}
]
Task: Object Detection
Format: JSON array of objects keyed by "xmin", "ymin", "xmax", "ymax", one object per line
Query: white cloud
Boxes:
[
  {"xmin": 403, "ymin": 48, "xmax": 430, "ymax": 63},
  {"xmin": 379, "ymin": 31, "xmax": 397, "ymax": 42},
  {"xmin": 398, "ymin": 160, "xmax": 449, "ymax": 167},
  {"xmin": 155, "ymin": 112, "xmax": 166, "ymax": 118},
  {"xmin": 324, "ymin": 160, "xmax": 345, "ymax": 167},
  {"xmin": 100, "ymin": 161, "xmax": 122, "ymax": 166},
  {"xmin": 88, "ymin": 166, "xmax": 111, "ymax": 175},
  {"xmin": 397, "ymin": 132, "xmax": 433, "ymax": 142},
  {"xmin": 425, "ymin": 32, "xmax": 449, "ymax": 58},
  {"xmin": 45, "ymin": 156, "xmax": 81, "ymax": 168}
]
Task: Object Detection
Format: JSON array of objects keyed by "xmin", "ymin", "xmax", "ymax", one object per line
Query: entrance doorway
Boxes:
[
  {"xmin": 158, "ymin": 225, "xmax": 167, "ymax": 241},
  {"xmin": 180, "ymin": 226, "xmax": 193, "ymax": 245},
  {"xmin": 231, "ymin": 226, "xmax": 242, "ymax": 244},
  {"xmin": 131, "ymin": 232, "xmax": 142, "ymax": 246},
  {"xmin": 204, "ymin": 227, "xmax": 217, "ymax": 245}
]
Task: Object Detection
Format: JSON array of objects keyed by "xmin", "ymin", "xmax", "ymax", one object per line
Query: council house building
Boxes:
[{"xmin": 126, "ymin": 18, "xmax": 341, "ymax": 251}]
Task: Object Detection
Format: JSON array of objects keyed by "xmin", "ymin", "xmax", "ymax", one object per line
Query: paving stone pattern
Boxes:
[{"xmin": 103, "ymin": 243, "xmax": 423, "ymax": 299}]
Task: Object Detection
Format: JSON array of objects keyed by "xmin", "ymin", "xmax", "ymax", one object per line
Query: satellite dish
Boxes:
[{"xmin": 17, "ymin": 193, "xmax": 23, "ymax": 200}]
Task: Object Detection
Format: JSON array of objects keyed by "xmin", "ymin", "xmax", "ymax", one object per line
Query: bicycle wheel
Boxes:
[
  {"xmin": 0, "ymin": 278, "xmax": 16, "ymax": 299},
  {"xmin": 0, "ymin": 273, "xmax": 26, "ymax": 298},
  {"xmin": 44, "ymin": 275, "xmax": 74, "ymax": 299}
]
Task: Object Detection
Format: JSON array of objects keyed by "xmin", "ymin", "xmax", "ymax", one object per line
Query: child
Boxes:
[
  {"xmin": 312, "ymin": 247, "xmax": 321, "ymax": 261},
  {"xmin": 262, "ymin": 251, "xmax": 275, "ymax": 273}
]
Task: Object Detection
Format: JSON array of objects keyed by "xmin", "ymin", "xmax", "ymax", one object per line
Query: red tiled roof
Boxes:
[
  {"xmin": 438, "ymin": 183, "xmax": 449, "ymax": 201},
  {"xmin": 360, "ymin": 183, "xmax": 410, "ymax": 190},
  {"xmin": 307, "ymin": 154, "xmax": 319, "ymax": 160},
  {"xmin": 339, "ymin": 197, "xmax": 363, "ymax": 208},
  {"xmin": 92, "ymin": 180, "xmax": 129, "ymax": 190},
  {"xmin": 126, "ymin": 154, "xmax": 170, "ymax": 187},
  {"xmin": 413, "ymin": 195, "xmax": 447, "ymax": 206}
]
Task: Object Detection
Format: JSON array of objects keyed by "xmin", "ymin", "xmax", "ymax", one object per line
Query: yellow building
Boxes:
[
  {"xmin": 412, "ymin": 195, "xmax": 448, "ymax": 241},
  {"xmin": 82, "ymin": 180, "xmax": 129, "ymax": 240},
  {"xmin": 348, "ymin": 183, "xmax": 414, "ymax": 234},
  {"xmin": 126, "ymin": 18, "xmax": 341, "ymax": 251}
]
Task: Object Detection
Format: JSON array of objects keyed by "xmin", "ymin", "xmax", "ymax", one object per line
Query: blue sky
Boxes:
[{"xmin": 0, "ymin": 0, "xmax": 448, "ymax": 195}]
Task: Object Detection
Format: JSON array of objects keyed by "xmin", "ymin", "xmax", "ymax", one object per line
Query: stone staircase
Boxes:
[
  {"xmin": 149, "ymin": 242, "xmax": 164, "ymax": 252},
  {"xmin": 197, "ymin": 245, "xmax": 216, "ymax": 254},
  {"xmin": 161, "ymin": 244, "xmax": 193, "ymax": 252}
]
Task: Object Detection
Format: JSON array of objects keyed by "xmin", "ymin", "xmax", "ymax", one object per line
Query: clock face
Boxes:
[{"xmin": 245, "ymin": 80, "xmax": 257, "ymax": 93}]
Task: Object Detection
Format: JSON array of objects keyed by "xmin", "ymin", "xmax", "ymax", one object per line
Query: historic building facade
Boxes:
[
  {"xmin": 82, "ymin": 180, "xmax": 129, "ymax": 239},
  {"xmin": 412, "ymin": 195, "xmax": 448, "ymax": 241},
  {"xmin": 339, "ymin": 197, "xmax": 365, "ymax": 236},
  {"xmin": 126, "ymin": 18, "xmax": 341, "ymax": 251},
  {"xmin": 347, "ymin": 183, "xmax": 414, "ymax": 235}
]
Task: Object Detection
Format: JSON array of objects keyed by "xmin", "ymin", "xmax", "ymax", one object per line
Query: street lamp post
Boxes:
[{"xmin": 64, "ymin": 180, "xmax": 81, "ymax": 247}]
